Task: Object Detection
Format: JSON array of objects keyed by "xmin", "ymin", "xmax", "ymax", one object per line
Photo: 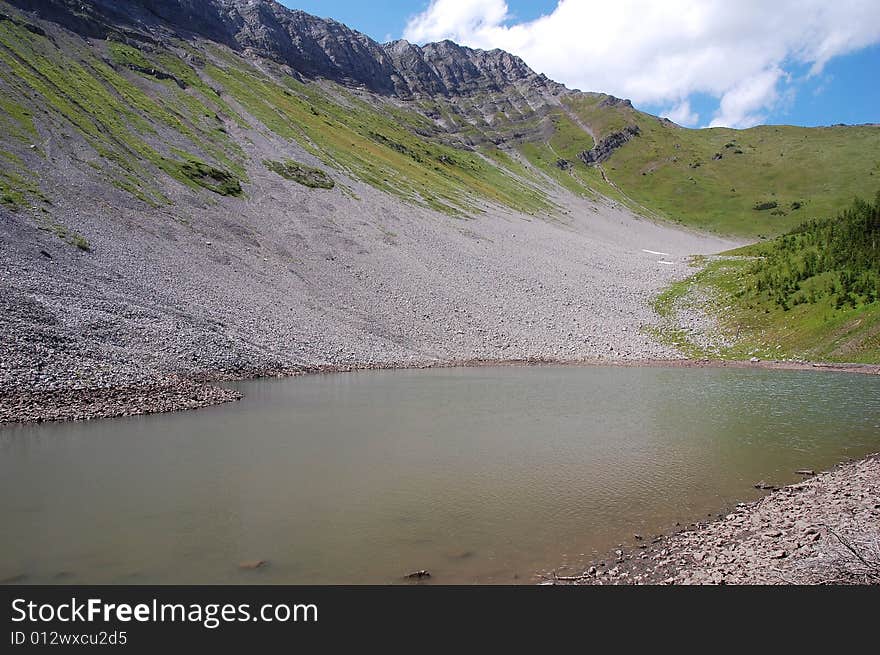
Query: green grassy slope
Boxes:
[
  {"xmin": 0, "ymin": 12, "xmax": 554, "ymax": 217},
  {"xmin": 0, "ymin": 17, "xmax": 249, "ymax": 207},
  {"xmin": 202, "ymin": 62, "xmax": 554, "ymax": 215},
  {"xmin": 561, "ymin": 94, "xmax": 880, "ymax": 237},
  {"xmin": 653, "ymin": 195, "xmax": 880, "ymax": 363},
  {"xmin": 608, "ymin": 121, "xmax": 880, "ymax": 237}
]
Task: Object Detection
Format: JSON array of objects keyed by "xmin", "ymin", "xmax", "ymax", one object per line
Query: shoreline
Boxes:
[
  {"xmin": 543, "ymin": 453, "xmax": 880, "ymax": 585},
  {"xmin": 2, "ymin": 357, "xmax": 879, "ymax": 425}
]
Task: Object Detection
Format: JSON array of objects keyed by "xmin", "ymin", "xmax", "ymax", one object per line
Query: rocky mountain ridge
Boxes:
[{"xmin": 7, "ymin": 0, "xmax": 564, "ymax": 99}]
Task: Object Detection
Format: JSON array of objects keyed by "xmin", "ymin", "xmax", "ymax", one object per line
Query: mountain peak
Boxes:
[{"xmin": 8, "ymin": 0, "xmax": 554, "ymax": 98}]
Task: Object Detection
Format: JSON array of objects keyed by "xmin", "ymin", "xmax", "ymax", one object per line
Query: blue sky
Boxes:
[
  {"xmin": 284, "ymin": 1, "xmax": 558, "ymax": 42},
  {"xmin": 650, "ymin": 45, "xmax": 880, "ymax": 128},
  {"xmin": 281, "ymin": 1, "xmax": 879, "ymax": 129}
]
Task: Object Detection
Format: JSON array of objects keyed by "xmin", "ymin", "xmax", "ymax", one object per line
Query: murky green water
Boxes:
[{"xmin": 2, "ymin": 366, "xmax": 879, "ymax": 584}]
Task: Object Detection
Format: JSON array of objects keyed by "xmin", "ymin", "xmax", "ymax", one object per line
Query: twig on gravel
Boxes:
[
  {"xmin": 539, "ymin": 572, "xmax": 593, "ymax": 582},
  {"xmin": 824, "ymin": 526, "xmax": 875, "ymax": 572}
]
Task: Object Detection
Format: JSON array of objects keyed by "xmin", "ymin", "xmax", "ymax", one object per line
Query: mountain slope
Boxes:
[
  {"xmin": 1, "ymin": 0, "xmax": 743, "ymax": 422},
  {"xmin": 0, "ymin": 0, "xmax": 877, "ymax": 421},
  {"xmin": 567, "ymin": 95, "xmax": 880, "ymax": 236},
  {"xmin": 3, "ymin": 0, "xmax": 877, "ymax": 237},
  {"xmin": 0, "ymin": 0, "xmax": 562, "ymax": 218}
]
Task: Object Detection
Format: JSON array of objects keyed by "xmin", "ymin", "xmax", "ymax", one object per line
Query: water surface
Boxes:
[{"xmin": 2, "ymin": 366, "xmax": 879, "ymax": 584}]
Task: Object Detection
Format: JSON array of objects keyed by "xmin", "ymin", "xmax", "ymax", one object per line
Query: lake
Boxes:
[{"xmin": 2, "ymin": 365, "xmax": 879, "ymax": 584}]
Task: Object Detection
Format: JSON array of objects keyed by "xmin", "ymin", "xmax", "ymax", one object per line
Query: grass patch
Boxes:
[
  {"xmin": 518, "ymin": 141, "xmax": 596, "ymax": 199},
  {"xmin": 71, "ymin": 233, "xmax": 91, "ymax": 251},
  {"xmin": 205, "ymin": 59, "xmax": 554, "ymax": 215},
  {"xmin": 535, "ymin": 93, "xmax": 880, "ymax": 237},
  {"xmin": 39, "ymin": 220, "xmax": 91, "ymax": 251},
  {"xmin": 172, "ymin": 156, "xmax": 242, "ymax": 196},
  {"xmin": 0, "ymin": 153, "xmax": 49, "ymax": 209},
  {"xmin": 0, "ymin": 94, "xmax": 37, "ymax": 141},
  {"xmin": 264, "ymin": 159, "xmax": 334, "ymax": 189},
  {"xmin": 106, "ymin": 40, "xmax": 151, "ymax": 69},
  {"xmin": 0, "ymin": 185, "xmax": 25, "ymax": 208}
]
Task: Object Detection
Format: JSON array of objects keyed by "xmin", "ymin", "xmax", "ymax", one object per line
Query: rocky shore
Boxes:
[
  {"xmin": 3, "ymin": 357, "xmax": 878, "ymax": 425},
  {"xmin": 545, "ymin": 453, "xmax": 880, "ymax": 585},
  {"xmin": 3, "ymin": 357, "xmax": 879, "ymax": 425},
  {"xmin": 0, "ymin": 376, "xmax": 242, "ymax": 424}
]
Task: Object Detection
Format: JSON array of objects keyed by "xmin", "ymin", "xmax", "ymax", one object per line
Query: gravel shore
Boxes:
[
  {"xmin": 4, "ymin": 352, "xmax": 876, "ymax": 424},
  {"xmin": 546, "ymin": 453, "xmax": 880, "ymax": 585},
  {"xmin": 0, "ymin": 377, "xmax": 241, "ymax": 424}
]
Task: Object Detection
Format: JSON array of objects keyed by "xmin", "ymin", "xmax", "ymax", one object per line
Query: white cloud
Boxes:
[
  {"xmin": 404, "ymin": 0, "xmax": 509, "ymax": 40},
  {"xmin": 404, "ymin": 0, "xmax": 880, "ymax": 128},
  {"xmin": 663, "ymin": 100, "xmax": 699, "ymax": 127},
  {"xmin": 709, "ymin": 67, "xmax": 782, "ymax": 128}
]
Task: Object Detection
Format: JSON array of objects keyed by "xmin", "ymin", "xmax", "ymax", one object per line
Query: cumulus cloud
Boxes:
[
  {"xmin": 709, "ymin": 67, "xmax": 783, "ymax": 128},
  {"xmin": 662, "ymin": 100, "xmax": 699, "ymax": 127},
  {"xmin": 403, "ymin": 0, "xmax": 880, "ymax": 128}
]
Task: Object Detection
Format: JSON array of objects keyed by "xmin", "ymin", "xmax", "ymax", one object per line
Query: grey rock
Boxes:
[
  {"xmin": 578, "ymin": 125, "xmax": 641, "ymax": 166},
  {"xmin": 11, "ymin": 0, "xmax": 560, "ymax": 99}
]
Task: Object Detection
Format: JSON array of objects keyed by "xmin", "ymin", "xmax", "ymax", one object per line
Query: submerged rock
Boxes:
[
  {"xmin": 405, "ymin": 570, "xmax": 431, "ymax": 580},
  {"xmin": 239, "ymin": 560, "xmax": 269, "ymax": 570}
]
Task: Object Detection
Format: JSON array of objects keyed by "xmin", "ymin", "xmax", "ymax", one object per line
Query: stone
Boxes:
[
  {"xmin": 239, "ymin": 560, "xmax": 268, "ymax": 570},
  {"xmin": 578, "ymin": 126, "xmax": 641, "ymax": 166}
]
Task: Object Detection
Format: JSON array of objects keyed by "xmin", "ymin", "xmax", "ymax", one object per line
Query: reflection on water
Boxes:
[{"xmin": 1, "ymin": 366, "xmax": 879, "ymax": 584}]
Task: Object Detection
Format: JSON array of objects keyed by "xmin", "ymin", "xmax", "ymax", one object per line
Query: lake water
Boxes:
[{"xmin": 2, "ymin": 366, "xmax": 879, "ymax": 584}]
